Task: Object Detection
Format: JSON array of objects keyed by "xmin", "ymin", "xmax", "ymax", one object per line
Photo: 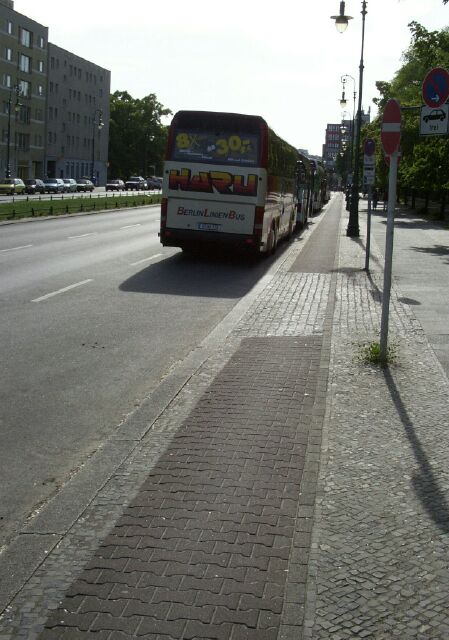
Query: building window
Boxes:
[
  {"xmin": 20, "ymin": 28, "xmax": 32, "ymax": 48},
  {"xmin": 19, "ymin": 54, "xmax": 31, "ymax": 73},
  {"xmin": 18, "ymin": 105, "xmax": 30, "ymax": 124},
  {"xmin": 16, "ymin": 133, "xmax": 30, "ymax": 151},
  {"xmin": 5, "ymin": 47, "xmax": 12, "ymax": 61},
  {"xmin": 38, "ymin": 35, "xmax": 44, "ymax": 48},
  {"xmin": 37, "ymin": 85, "xmax": 44, "ymax": 96},
  {"xmin": 3, "ymin": 74, "xmax": 11, "ymax": 88},
  {"xmin": 6, "ymin": 20, "xmax": 12, "ymax": 35},
  {"xmin": 19, "ymin": 80, "xmax": 30, "ymax": 97},
  {"xmin": 38, "ymin": 60, "xmax": 44, "ymax": 72}
]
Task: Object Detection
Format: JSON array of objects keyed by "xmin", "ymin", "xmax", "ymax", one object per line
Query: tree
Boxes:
[
  {"xmin": 368, "ymin": 22, "xmax": 449, "ymax": 210},
  {"xmin": 108, "ymin": 91, "xmax": 171, "ymax": 179}
]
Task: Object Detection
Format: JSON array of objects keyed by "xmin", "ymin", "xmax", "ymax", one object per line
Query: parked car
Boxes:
[
  {"xmin": 76, "ymin": 178, "xmax": 95, "ymax": 192},
  {"xmin": 147, "ymin": 176, "xmax": 162, "ymax": 189},
  {"xmin": 125, "ymin": 176, "xmax": 146, "ymax": 191},
  {"xmin": 63, "ymin": 178, "xmax": 77, "ymax": 192},
  {"xmin": 0, "ymin": 177, "xmax": 26, "ymax": 195},
  {"xmin": 43, "ymin": 178, "xmax": 65, "ymax": 194},
  {"xmin": 24, "ymin": 178, "xmax": 45, "ymax": 195},
  {"xmin": 106, "ymin": 179, "xmax": 125, "ymax": 191}
]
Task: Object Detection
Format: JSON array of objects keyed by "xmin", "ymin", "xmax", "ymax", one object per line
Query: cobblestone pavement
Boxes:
[
  {"xmin": 1, "ymin": 194, "xmax": 448, "ymax": 639},
  {"xmin": 305, "ymin": 200, "xmax": 449, "ymax": 639}
]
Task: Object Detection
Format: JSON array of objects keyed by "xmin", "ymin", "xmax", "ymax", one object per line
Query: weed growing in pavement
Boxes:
[{"xmin": 356, "ymin": 340, "xmax": 398, "ymax": 367}]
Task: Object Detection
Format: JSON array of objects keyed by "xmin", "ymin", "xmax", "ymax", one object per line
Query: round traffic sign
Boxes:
[
  {"xmin": 422, "ymin": 67, "xmax": 449, "ymax": 108},
  {"xmin": 381, "ymin": 100, "xmax": 401, "ymax": 155},
  {"xmin": 364, "ymin": 138, "xmax": 375, "ymax": 156}
]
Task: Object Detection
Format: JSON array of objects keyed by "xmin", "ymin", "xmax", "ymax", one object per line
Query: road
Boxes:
[{"xmin": 0, "ymin": 206, "xmax": 273, "ymax": 547}]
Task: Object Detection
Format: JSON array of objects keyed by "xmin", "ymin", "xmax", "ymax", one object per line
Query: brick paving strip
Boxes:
[{"xmin": 39, "ymin": 336, "xmax": 323, "ymax": 639}]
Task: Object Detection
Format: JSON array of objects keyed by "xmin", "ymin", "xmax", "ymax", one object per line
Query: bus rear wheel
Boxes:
[{"xmin": 267, "ymin": 224, "xmax": 278, "ymax": 255}]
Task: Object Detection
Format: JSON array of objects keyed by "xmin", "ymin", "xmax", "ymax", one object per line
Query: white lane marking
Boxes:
[
  {"xmin": 120, "ymin": 224, "xmax": 142, "ymax": 230},
  {"xmin": 67, "ymin": 233, "xmax": 97, "ymax": 239},
  {"xmin": 130, "ymin": 253, "xmax": 162, "ymax": 266},
  {"xmin": 32, "ymin": 279, "xmax": 93, "ymax": 303},
  {"xmin": 0, "ymin": 244, "xmax": 33, "ymax": 253}
]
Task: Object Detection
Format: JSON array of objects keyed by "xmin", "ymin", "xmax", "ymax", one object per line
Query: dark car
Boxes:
[
  {"xmin": 43, "ymin": 178, "xmax": 65, "ymax": 194},
  {"xmin": 24, "ymin": 178, "xmax": 45, "ymax": 195},
  {"xmin": 423, "ymin": 109, "xmax": 446, "ymax": 123},
  {"xmin": 106, "ymin": 179, "xmax": 125, "ymax": 191},
  {"xmin": 125, "ymin": 176, "xmax": 146, "ymax": 191},
  {"xmin": 147, "ymin": 176, "xmax": 162, "ymax": 190},
  {"xmin": 76, "ymin": 178, "xmax": 95, "ymax": 192}
]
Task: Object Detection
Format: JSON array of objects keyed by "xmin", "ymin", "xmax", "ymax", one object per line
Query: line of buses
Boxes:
[{"xmin": 159, "ymin": 110, "xmax": 329, "ymax": 256}]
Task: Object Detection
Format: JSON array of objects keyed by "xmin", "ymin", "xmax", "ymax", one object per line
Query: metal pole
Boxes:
[
  {"xmin": 380, "ymin": 152, "xmax": 398, "ymax": 363},
  {"xmin": 5, "ymin": 90, "xmax": 12, "ymax": 179},
  {"xmin": 91, "ymin": 115, "xmax": 95, "ymax": 182},
  {"xmin": 365, "ymin": 183, "xmax": 372, "ymax": 271},
  {"xmin": 347, "ymin": 0, "xmax": 367, "ymax": 237}
]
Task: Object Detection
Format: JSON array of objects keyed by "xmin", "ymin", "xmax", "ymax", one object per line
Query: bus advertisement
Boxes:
[{"xmin": 159, "ymin": 110, "xmax": 299, "ymax": 255}]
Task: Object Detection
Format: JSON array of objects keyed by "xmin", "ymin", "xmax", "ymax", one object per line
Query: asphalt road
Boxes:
[{"xmin": 0, "ymin": 206, "xmax": 273, "ymax": 547}]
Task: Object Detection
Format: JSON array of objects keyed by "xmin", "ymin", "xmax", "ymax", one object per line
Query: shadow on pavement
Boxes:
[
  {"xmin": 383, "ymin": 367, "xmax": 449, "ymax": 534},
  {"xmin": 119, "ymin": 239, "xmax": 292, "ymax": 298},
  {"xmin": 410, "ymin": 244, "xmax": 449, "ymax": 265}
]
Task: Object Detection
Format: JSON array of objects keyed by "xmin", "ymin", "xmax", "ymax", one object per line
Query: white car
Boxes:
[{"xmin": 63, "ymin": 178, "xmax": 77, "ymax": 192}]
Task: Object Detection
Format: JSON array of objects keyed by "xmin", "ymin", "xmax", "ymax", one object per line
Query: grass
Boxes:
[
  {"xmin": 0, "ymin": 192, "xmax": 162, "ymax": 221},
  {"xmin": 357, "ymin": 340, "xmax": 398, "ymax": 367}
]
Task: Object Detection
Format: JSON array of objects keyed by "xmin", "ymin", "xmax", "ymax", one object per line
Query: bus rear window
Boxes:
[{"xmin": 170, "ymin": 129, "xmax": 260, "ymax": 166}]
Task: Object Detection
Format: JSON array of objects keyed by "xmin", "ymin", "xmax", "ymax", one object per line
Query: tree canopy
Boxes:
[
  {"xmin": 108, "ymin": 91, "xmax": 172, "ymax": 179},
  {"xmin": 362, "ymin": 22, "xmax": 449, "ymax": 199}
]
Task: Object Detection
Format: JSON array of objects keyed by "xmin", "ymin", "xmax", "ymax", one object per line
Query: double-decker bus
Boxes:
[{"xmin": 159, "ymin": 110, "xmax": 298, "ymax": 255}]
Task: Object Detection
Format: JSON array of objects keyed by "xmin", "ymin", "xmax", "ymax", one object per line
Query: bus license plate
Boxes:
[{"xmin": 198, "ymin": 223, "xmax": 221, "ymax": 232}]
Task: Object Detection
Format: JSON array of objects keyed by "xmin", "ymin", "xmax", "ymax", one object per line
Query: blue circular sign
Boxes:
[
  {"xmin": 422, "ymin": 67, "xmax": 449, "ymax": 108},
  {"xmin": 364, "ymin": 138, "xmax": 375, "ymax": 156}
]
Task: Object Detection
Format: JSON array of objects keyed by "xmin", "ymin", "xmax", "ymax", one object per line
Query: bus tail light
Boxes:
[
  {"xmin": 160, "ymin": 198, "xmax": 168, "ymax": 232},
  {"xmin": 253, "ymin": 206, "xmax": 265, "ymax": 245},
  {"xmin": 254, "ymin": 206, "xmax": 265, "ymax": 234}
]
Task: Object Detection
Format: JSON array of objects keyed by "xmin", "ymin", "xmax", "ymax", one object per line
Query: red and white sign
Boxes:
[{"xmin": 381, "ymin": 100, "xmax": 401, "ymax": 155}]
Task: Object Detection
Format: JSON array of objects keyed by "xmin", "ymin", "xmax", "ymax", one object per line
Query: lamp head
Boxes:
[{"xmin": 331, "ymin": 1, "xmax": 353, "ymax": 33}]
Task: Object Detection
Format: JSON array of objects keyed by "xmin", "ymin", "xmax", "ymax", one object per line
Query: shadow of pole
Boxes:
[{"xmin": 383, "ymin": 367, "xmax": 449, "ymax": 533}]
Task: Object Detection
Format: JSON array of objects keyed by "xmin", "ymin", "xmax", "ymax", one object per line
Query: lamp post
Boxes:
[
  {"xmin": 340, "ymin": 74, "xmax": 356, "ymax": 173},
  {"xmin": 331, "ymin": 1, "xmax": 367, "ymax": 238},
  {"xmin": 340, "ymin": 114, "xmax": 351, "ymax": 185},
  {"xmin": 91, "ymin": 109, "xmax": 104, "ymax": 185},
  {"xmin": 5, "ymin": 85, "xmax": 21, "ymax": 179}
]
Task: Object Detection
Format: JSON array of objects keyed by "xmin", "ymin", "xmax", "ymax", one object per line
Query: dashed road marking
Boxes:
[
  {"xmin": 32, "ymin": 279, "xmax": 93, "ymax": 302},
  {"xmin": 130, "ymin": 253, "xmax": 162, "ymax": 266},
  {"xmin": 67, "ymin": 233, "xmax": 97, "ymax": 239},
  {"xmin": 1, "ymin": 244, "xmax": 33, "ymax": 252},
  {"xmin": 120, "ymin": 224, "xmax": 142, "ymax": 230}
]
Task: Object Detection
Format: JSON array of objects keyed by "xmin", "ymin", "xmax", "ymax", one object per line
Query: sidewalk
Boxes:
[{"xmin": 1, "ymin": 193, "xmax": 448, "ymax": 639}]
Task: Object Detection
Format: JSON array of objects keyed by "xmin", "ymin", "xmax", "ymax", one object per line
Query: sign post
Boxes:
[
  {"xmin": 363, "ymin": 138, "xmax": 375, "ymax": 271},
  {"xmin": 380, "ymin": 100, "xmax": 401, "ymax": 364}
]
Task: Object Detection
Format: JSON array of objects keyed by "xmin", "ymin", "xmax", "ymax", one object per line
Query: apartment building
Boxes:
[
  {"xmin": 0, "ymin": 0, "xmax": 47, "ymax": 178},
  {"xmin": 47, "ymin": 44, "xmax": 110, "ymax": 185},
  {"xmin": 0, "ymin": 0, "xmax": 110, "ymax": 184}
]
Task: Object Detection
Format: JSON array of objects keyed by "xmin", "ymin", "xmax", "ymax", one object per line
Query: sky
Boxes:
[{"xmin": 16, "ymin": 0, "xmax": 449, "ymax": 157}]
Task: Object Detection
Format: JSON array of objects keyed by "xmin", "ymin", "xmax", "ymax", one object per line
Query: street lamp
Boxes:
[
  {"xmin": 331, "ymin": 1, "xmax": 353, "ymax": 33},
  {"xmin": 91, "ymin": 109, "xmax": 104, "ymax": 185},
  {"xmin": 332, "ymin": 1, "xmax": 367, "ymax": 237},
  {"xmin": 5, "ymin": 85, "xmax": 21, "ymax": 179}
]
